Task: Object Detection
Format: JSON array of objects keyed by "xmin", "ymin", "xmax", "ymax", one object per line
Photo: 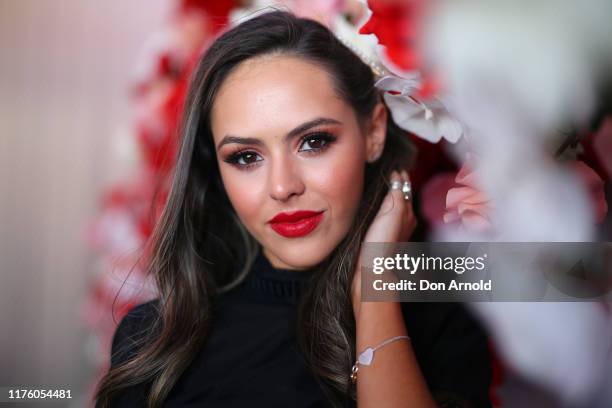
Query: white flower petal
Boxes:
[
  {"xmin": 375, "ymin": 75, "xmax": 420, "ymax": 95},
  {"xmin": 436, "ymin": 111, "xmax": 464, "ymax": 144},
  {"xmin": 383, "ymin": 93, "xmax": 464, "ymax": 144}
]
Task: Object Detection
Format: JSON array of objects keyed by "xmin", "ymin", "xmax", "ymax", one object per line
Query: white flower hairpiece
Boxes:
[
  {"xmin": 332, "ymin": 0, "xmax": 464, "ymax": 144},
  {"xmin": 229, "ymin": 1, "xmax": 464, "ymax": 144},
  {"xmin": 375, "ymin": 75, "xmax": 463, "ymax": 144}
]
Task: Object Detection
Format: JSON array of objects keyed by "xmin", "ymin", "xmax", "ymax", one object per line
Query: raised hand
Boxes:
[{"xmin": 351, "ymin": 169, "xmax": 417, "ymax": 317}]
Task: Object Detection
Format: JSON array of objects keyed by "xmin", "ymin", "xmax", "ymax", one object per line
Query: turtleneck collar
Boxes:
[{"xmin": 239, "ymin": 249, "xmax": 316, "ymax": 306}]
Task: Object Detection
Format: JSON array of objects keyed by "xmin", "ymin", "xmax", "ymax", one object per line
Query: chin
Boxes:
[{"xmin": 266, "ymin": 238, "xmax": 337, "ymax": 270}]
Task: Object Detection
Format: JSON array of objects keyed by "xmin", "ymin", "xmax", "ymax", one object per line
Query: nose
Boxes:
[{"xmin": 268, "ymin": 155, "xmax": 305, "ymax": 202}]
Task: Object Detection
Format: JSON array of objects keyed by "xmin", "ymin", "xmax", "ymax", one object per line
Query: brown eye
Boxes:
[
  {"xmin": 298, "ymin": 132, "xmax": 336, "ymax": 153},
  {"xmin": 239, "ymin": 152, "xmax": 259, "ymax": 165},
  {"xmin": 224, "ymin": 150, "xmax": 262, "ymax": 168}
]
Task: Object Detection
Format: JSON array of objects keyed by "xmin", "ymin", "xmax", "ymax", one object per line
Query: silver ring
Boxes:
[
  {"xmin": 390, "ymin": 180, "xmax": 402, "ymax": 190},
  {"xmin": 401, "ymin": 181, "xmax": 412, "ymax": 201}
]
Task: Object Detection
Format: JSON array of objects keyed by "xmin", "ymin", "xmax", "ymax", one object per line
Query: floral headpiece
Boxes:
[
  {"xmin": 332, "ymin": 0, "xmax": 463, "ymax": 144},
  {"xmin": 228, "ymin": 0, "xmax": 464, "ymax": 145}
]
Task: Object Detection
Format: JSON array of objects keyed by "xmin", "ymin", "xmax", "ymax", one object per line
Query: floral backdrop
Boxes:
[{"xmin": 82, "ymin": 0, "xmax": 611, "ymax": 406}]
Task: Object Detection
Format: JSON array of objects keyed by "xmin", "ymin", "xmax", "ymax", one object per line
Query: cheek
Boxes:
[
  {"xmin": 218, "ymin": 166, "xmax": 266, "ymax": 234},
  {"xmin": 309, "ymin": 139, "xmax": 366, "ymax": 221}
]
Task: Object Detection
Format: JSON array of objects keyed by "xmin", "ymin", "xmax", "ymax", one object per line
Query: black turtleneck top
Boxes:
[{"xmin": 108, "ymin": 251, "xmax": 493, "ymax": 407}]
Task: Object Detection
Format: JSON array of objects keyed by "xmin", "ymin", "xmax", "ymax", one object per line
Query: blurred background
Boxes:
[
  {"xmin": 0, "ymin": 1, "xmax": 171, "ymax": 406},
  {"xmin": 0, "ymin": 0, "xmax": 610, "ymax": 407}
]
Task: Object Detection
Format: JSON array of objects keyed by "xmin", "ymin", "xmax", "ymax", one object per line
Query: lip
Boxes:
[{"xmin": 268, "ymin": 210, "xmax": 325, "ymax": 238}]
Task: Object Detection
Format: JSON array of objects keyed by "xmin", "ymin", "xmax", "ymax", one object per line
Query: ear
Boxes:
[{"xmin": 365, "ymin": 100, "xmax": 388, "ymax": 163}]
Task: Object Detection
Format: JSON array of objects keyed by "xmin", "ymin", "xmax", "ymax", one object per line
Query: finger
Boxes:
[
  {"xmin": 399, "ymin": 170, "xmax": 417, "ymax": 240},
  {"xmin": 364, "ymin": 170, "xmax": 408, "ymax": 243},
  {"xmin": 400, "ymin": 211, "xmax": 417, "ymax": 241},
  {"xmin": 380, "ymin": 170, "xmax": 407, "ymax": 216}
]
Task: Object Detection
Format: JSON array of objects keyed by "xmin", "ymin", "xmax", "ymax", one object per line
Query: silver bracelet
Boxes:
[{"xmin": 350, "ymin": 335, "xmax": 411, "ymax": 383}]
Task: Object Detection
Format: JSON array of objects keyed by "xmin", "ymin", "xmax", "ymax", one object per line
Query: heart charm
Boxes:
[{"xmin": 358, "ymin": 347, "xmax": 374, "ymax": 366}]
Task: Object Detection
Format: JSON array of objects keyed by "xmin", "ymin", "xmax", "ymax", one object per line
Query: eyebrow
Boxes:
[{"xmin": 216, "ymin": 117, "xmax": 342, "ymax": 151}]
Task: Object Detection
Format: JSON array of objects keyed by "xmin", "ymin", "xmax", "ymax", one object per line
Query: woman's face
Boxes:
[{"xmin": 211, "ymin": 54, "xmax": 385, "ymax": 270}]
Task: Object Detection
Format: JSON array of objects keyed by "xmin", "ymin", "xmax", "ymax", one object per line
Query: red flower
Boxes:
[
  {"xmin": 360, "ymin": 0, "xmax": 422, "ymax": 71},
  {"xmin": 180, "ymin": 0, "xmax": 236, "ymax": 33},
  {"xmin": 359, "ymin": 0, "xmax": 421, "ymax": 71},
  {"xmin": 360, "ymin": 0, "xmax": 439, "ymax": 98}
]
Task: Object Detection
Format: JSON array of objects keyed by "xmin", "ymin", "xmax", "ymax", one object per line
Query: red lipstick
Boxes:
[{"xmin": 268, "ymin": 210, "xmax": 325, "ymax": 238}]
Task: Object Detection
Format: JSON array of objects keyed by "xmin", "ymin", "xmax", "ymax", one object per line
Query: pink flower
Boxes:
[
  {"xmin": 440, "ymin": 157, "xmax": 608, "ymax": 235},
  {"xmin": 443, "ymin": 155, "xmax": 494, "ymax": 233},
  {"xmin": 419, "ymin": 172, "xmax": 457, "ymax": 227}
]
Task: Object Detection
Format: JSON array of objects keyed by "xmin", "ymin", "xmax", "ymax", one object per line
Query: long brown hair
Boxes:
[{"xmin": 95, "ymin": 10, "xmax": 414, "ymax": 408}]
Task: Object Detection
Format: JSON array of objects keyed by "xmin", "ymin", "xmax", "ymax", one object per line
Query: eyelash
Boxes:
[{"xmin": 223, "ymin": 131, "xmax": 337, "ymax": 170}]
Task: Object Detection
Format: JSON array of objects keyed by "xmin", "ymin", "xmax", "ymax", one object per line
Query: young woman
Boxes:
[{"xmin": 95, "ymin": 10, "xmax": 492, "ymax": 408}]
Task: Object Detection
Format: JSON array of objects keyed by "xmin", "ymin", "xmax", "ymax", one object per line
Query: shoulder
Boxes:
[
  {"xmin": 401, "ymin": 302, "xmax": 493, "ymax": 407},
  {"xmin": 110, "ymin": 299, "xmax": 161, "ymax": 368}
]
